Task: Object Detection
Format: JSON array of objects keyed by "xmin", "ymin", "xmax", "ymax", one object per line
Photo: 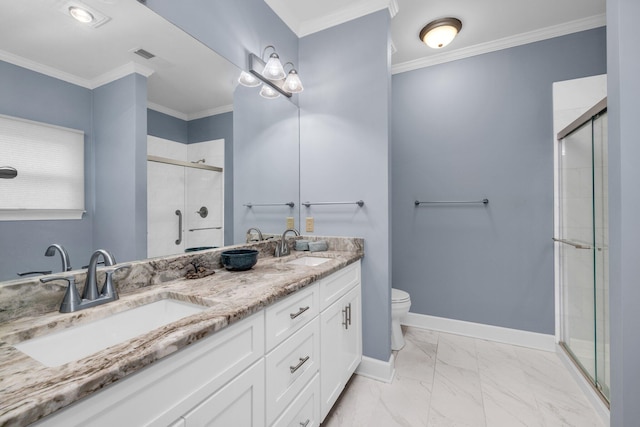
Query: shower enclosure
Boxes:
[
  {"xmin": 555, "ymin": 98, "xmax": 609, "ymax": 402},
  {"xmin": 147, "ymin": 136, "xmax": 225, "ymax": 258}
]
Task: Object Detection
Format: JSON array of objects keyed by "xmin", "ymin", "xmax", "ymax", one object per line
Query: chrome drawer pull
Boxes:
[
  {"xmin": 342, "ymin": 306, "xmax": 349, "ymax": 330},
  {"xmin": 290, "ymin": 356, "xmax": 310, "ymax": 373},
  {"xmin": 290, "ymin": 306, "xmax": 310, "ymax": 319},
  {"xmin": 300, "ymin": 420, "xmax": 310, "ymax": 427}
]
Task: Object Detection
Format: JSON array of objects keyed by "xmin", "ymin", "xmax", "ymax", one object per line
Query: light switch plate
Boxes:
[
  {"xmin": 305, "ymin": 217, "xmax": 314, "ymax": 232},
  {"xmin": 286, "ymin": 217, "xmax": 294, "ymax": 229}
]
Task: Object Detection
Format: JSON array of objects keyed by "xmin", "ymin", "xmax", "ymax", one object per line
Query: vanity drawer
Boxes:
[
  {"xmin": 265, "ymin": 317, "xmax": 320, "ymax": 425},
  {"xmin": 319, "ymin": 261, "xmax": 360, "ymax": 310},
  {"xmin": 271, "ymin": 373, "xmax": 320, "ymax": 427},
  {"xmin": 265, "ymin": 282, "xmax": 319, "ymax": 351}
]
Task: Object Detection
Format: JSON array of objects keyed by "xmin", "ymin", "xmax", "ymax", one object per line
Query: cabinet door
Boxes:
[
  {"xmin": 319, "ymin": 284, "xmax": 362, "ymax": 420},
  {"xmin": 183, "ymin": 359, "xmax": 265, "ymax": 427},
  {"xmin": 342, "ymin": 285, "xmax": 362, "ymax": 380}
]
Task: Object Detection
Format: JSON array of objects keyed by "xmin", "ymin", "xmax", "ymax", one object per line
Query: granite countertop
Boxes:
[{"xmin": 0, "ymin": 244, "xmax": 363, "ymax": 426}]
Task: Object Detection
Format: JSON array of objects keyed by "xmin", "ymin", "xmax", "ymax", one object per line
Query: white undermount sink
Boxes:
[
  {"xmin": 14, "ymin": 299, "xmax": 207, "ymax": 367},
  {"xmin": 286, "ymin": 256, "xmax": 331, "ymax": 267}
]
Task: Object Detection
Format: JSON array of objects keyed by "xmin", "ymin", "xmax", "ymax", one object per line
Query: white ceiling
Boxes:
[
  {"xmin": 0, "ymin": 0, "xmax": 239, "ymax": 120},
  {"xmin": 0, "ymin": 0, "xmax": 606, "ymax": 120},
  {"xmin": 266, "ymin": 0, "xmax": 606, "ymax": 73}
]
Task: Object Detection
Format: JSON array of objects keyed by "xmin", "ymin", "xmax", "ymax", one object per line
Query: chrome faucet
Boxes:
[
  {"xmin": 275, "ymin": 228, "xmax": 299, "ymax": 257},
  {"xmin": 40, "ymin": 249, "xmax": 130, "ymax": 313},
  {"xmin": 45, "ymin": 244, "xmax": 71, "ymax": 272},
  {"xmin": 246, "ymin": 227, "xmax": 264, "ymax": 242}
]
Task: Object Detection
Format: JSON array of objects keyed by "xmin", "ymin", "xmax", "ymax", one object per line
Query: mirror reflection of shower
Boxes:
[{"xmin": 147, "ymin": 135, "xmax": 224, "ymax": 258}]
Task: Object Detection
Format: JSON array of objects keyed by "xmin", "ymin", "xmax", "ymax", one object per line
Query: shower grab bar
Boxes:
[
  {"xmin": 175, "ymin": 210, "xmax": 182, "ymax": 245},
  {"xmin": 552, "ymin": 237, "xmax": 592, "ymax": 250},
  {"xmin": 244, "ymin": 202, "xmax": 295, "ymax": 208},
  {"xmin": 415, "ymin": 199, "xmax": 489, "ymax": 206},
  {"xmin": 189, "ymin": 227, "xmax": 222, "ymax": 232},
  {"xmin": 302, "ymin": 200, "xmax": 365, "ymax": 207}
]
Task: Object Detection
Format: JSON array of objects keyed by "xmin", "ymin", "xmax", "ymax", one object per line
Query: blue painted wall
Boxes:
[
  {"xmin": 391, "ymin": 28, "xmax": 606, "ymax": 335},
  {"xmin": 147, "ymin": 109, "xmax": 188, "ymax": 143},
  {"xmin": 299, "ymin": 10, "xmax": 392, "ymax": 362},
  {"xmin": 607, "ymin": 0, "xmax": 640, "ymax": 424},
  {"xmin": 93, "ymin": 74, "xmax": 148, "ymax": 262},
  {"xmin": 233, "ymin": 86, "xmax": 299, "ymax": 242},
  {"xmin": 0, "ymin": 60, "xmax": 94, "ymax": 279}
]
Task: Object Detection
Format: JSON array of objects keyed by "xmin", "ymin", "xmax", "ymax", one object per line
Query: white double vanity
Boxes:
[{"xmin": 0, "ymin": 240, "xmax": 363, "ymax": 427}]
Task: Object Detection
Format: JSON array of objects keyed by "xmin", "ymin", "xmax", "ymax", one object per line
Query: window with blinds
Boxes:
[{"xmin": 0, "ymin": 114, "xmax": 85, "ymax": 220}]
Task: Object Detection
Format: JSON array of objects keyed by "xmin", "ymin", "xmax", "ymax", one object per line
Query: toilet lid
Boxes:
[{"xmin": 392, "ymin": 288, "xmax": 410, "ymax": 303}]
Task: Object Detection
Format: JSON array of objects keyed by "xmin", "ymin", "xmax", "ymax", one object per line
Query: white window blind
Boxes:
[{"xmin": 0, "ymin": 114, "xmax": 85, "ymax": 220}]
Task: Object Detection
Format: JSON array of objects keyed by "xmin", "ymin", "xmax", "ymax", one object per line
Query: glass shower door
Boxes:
[{"xmin": 557, "ymin": 107, "xmax": 609, "ymax": 402}]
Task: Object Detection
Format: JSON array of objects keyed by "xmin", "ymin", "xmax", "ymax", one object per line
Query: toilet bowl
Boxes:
[{"xmin": 391, "ymin": 288, "xmax": 411, "ymax": 350}]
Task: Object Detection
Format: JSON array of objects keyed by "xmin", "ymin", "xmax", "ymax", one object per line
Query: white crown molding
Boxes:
[
  {"xmin": 387, "ymin": 0, "xmax": 399, "ymax": 19},
  {"xmin": 148, "ymin": 103, "xmax": 233, "ymax": 122},
  {"xmin": 392, "ymin": 14, "xmax": 606, "ymax": 75},
  {"xmin": 0, "ymin": 50, "xmax": 156, "ymax": 90},
  {"xmin": 147, "ymin": 102, "xmax": 188, "ymax": 121},
  {"xmin": 90, "ymin": 62, "xmax": 155, "ymax": 89},
  {"xmin": 0, "ymin": 48, "xmax": 93, "ymax": 88},
  {"xmin": 188, "ymin": 104, "xmax": 233, "ymax": 121},
  {"xmin": 297, "ymin": 0, "xmax": 393, "ymax": 37}
]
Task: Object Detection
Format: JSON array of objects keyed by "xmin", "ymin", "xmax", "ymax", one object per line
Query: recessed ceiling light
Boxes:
[
  {"xmin": 68, "ymin": 6, "xmax": 94, "ymax": 24},
  {"xmin": 60, "ymin": 1, "xmax": 111, "ymax": 28}
]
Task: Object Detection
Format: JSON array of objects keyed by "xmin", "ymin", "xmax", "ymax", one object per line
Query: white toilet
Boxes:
[{"xmin": 391, "ymin": 288, "xmax": 411, "ymax": 350}]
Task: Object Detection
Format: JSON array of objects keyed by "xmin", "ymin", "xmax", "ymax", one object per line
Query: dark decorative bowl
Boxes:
[{"xmin": 220, "ymin": 249, "xmax": 259, "ymax": 271}]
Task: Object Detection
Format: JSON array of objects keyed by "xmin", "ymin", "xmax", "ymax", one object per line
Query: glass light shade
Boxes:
[
  {"xmin": 422, "ymin": 25, "xmax": 458, "ymax": 48},
  {"xmin": 262, "ymin": 53, "xmax": 286, "ymax": 80},
  {"xmin": 69, "ymin": 6, "xmax": 94, "ymax": 23},
  {"xmin": 283, "ymin": 70, "xmax": 303, "ymax": 93},
  {"xmin": 238, "ymin": 71, "xmax": 260, "ymax": 87},
  {"xmin": 259, "ymin": 84, "xmax": 280, "ymax": 99}
]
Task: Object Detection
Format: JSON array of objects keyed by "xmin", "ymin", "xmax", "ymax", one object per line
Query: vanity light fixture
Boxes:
[
  {"xmin": 261, "ymin": 46, "xmax": 286, "ymax": 80},
  {"xmin": 259, "ymin": 84, "xmax": 280, "ymax": 99},
  {"xmin": 237, "ymin": 45, "xmax": 304, "ymax": 99},
  {"xmin": 238, "ymin": 71, "xmax": 260, "ymax": 87},
  {"xmin": 283, "ymin": 63, "xmax": 304, "ymax": 94},
  {"xmin": 419, "ymin": 17, "xmax": 462, "ymax": 49}
]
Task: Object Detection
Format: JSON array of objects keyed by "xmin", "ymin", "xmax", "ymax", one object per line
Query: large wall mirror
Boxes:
[{"xmin": 0, "ymin": 0, "xmax": 300, "ymax": 283}]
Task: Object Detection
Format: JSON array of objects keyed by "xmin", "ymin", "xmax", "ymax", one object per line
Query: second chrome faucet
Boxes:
[{"xmin": 275, "ymin": 228, "xmax": 300, "ymax": 257}]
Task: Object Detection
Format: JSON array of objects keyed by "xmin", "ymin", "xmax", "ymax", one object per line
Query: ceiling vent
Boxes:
[{"xmin": 133, "ymin": 48, "xmax": 156, "ymax": 60}]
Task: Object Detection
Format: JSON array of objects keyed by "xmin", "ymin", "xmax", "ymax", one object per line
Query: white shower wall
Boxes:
[{"xmin": 147, "ymin": 136, "xmax": 224, "ymax": 258}]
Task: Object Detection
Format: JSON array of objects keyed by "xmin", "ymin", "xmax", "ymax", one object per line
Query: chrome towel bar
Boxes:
[
  {"xmin": 302, "ymin": 200, "xmax": 364, "ymax": 207},
  {"xmin": 244, "ymin": 202, "xmax": 295, "ymax": 208},
  {"xmin": 415, "ymin": 199, "xmax": 489, "ymax": 206}
]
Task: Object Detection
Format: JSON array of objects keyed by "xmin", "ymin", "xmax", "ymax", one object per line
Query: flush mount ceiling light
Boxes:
[
  {"xmin": 419, "ymin": 17, "xmax": 462, "ymax": 49},
  {"xmin": 238, "ymin": 45, "xmax": 304, "ymax": 99}
]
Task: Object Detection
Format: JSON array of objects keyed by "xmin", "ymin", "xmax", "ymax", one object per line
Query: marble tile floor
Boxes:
[{"xmin": 323, "ymin": 326, "xmax": 605, "ymax": 427}]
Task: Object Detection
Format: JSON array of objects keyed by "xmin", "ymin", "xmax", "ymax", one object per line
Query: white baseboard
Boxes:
[
  {"xmin": 403, "ymin": 312, "xmax": 556, "ymax": 352},
  {"xmin": 355, "ymin": 353, "xmax": 396, "ymax": 383}
]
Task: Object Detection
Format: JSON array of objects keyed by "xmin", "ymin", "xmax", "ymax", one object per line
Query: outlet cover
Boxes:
[
  {"xmin": 305, "ymin": 217, "xmax": 314, "ymax": 232},
  {"xmin": 286, "ymin": 217, "xmax": 295, "ymax": 229}
]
